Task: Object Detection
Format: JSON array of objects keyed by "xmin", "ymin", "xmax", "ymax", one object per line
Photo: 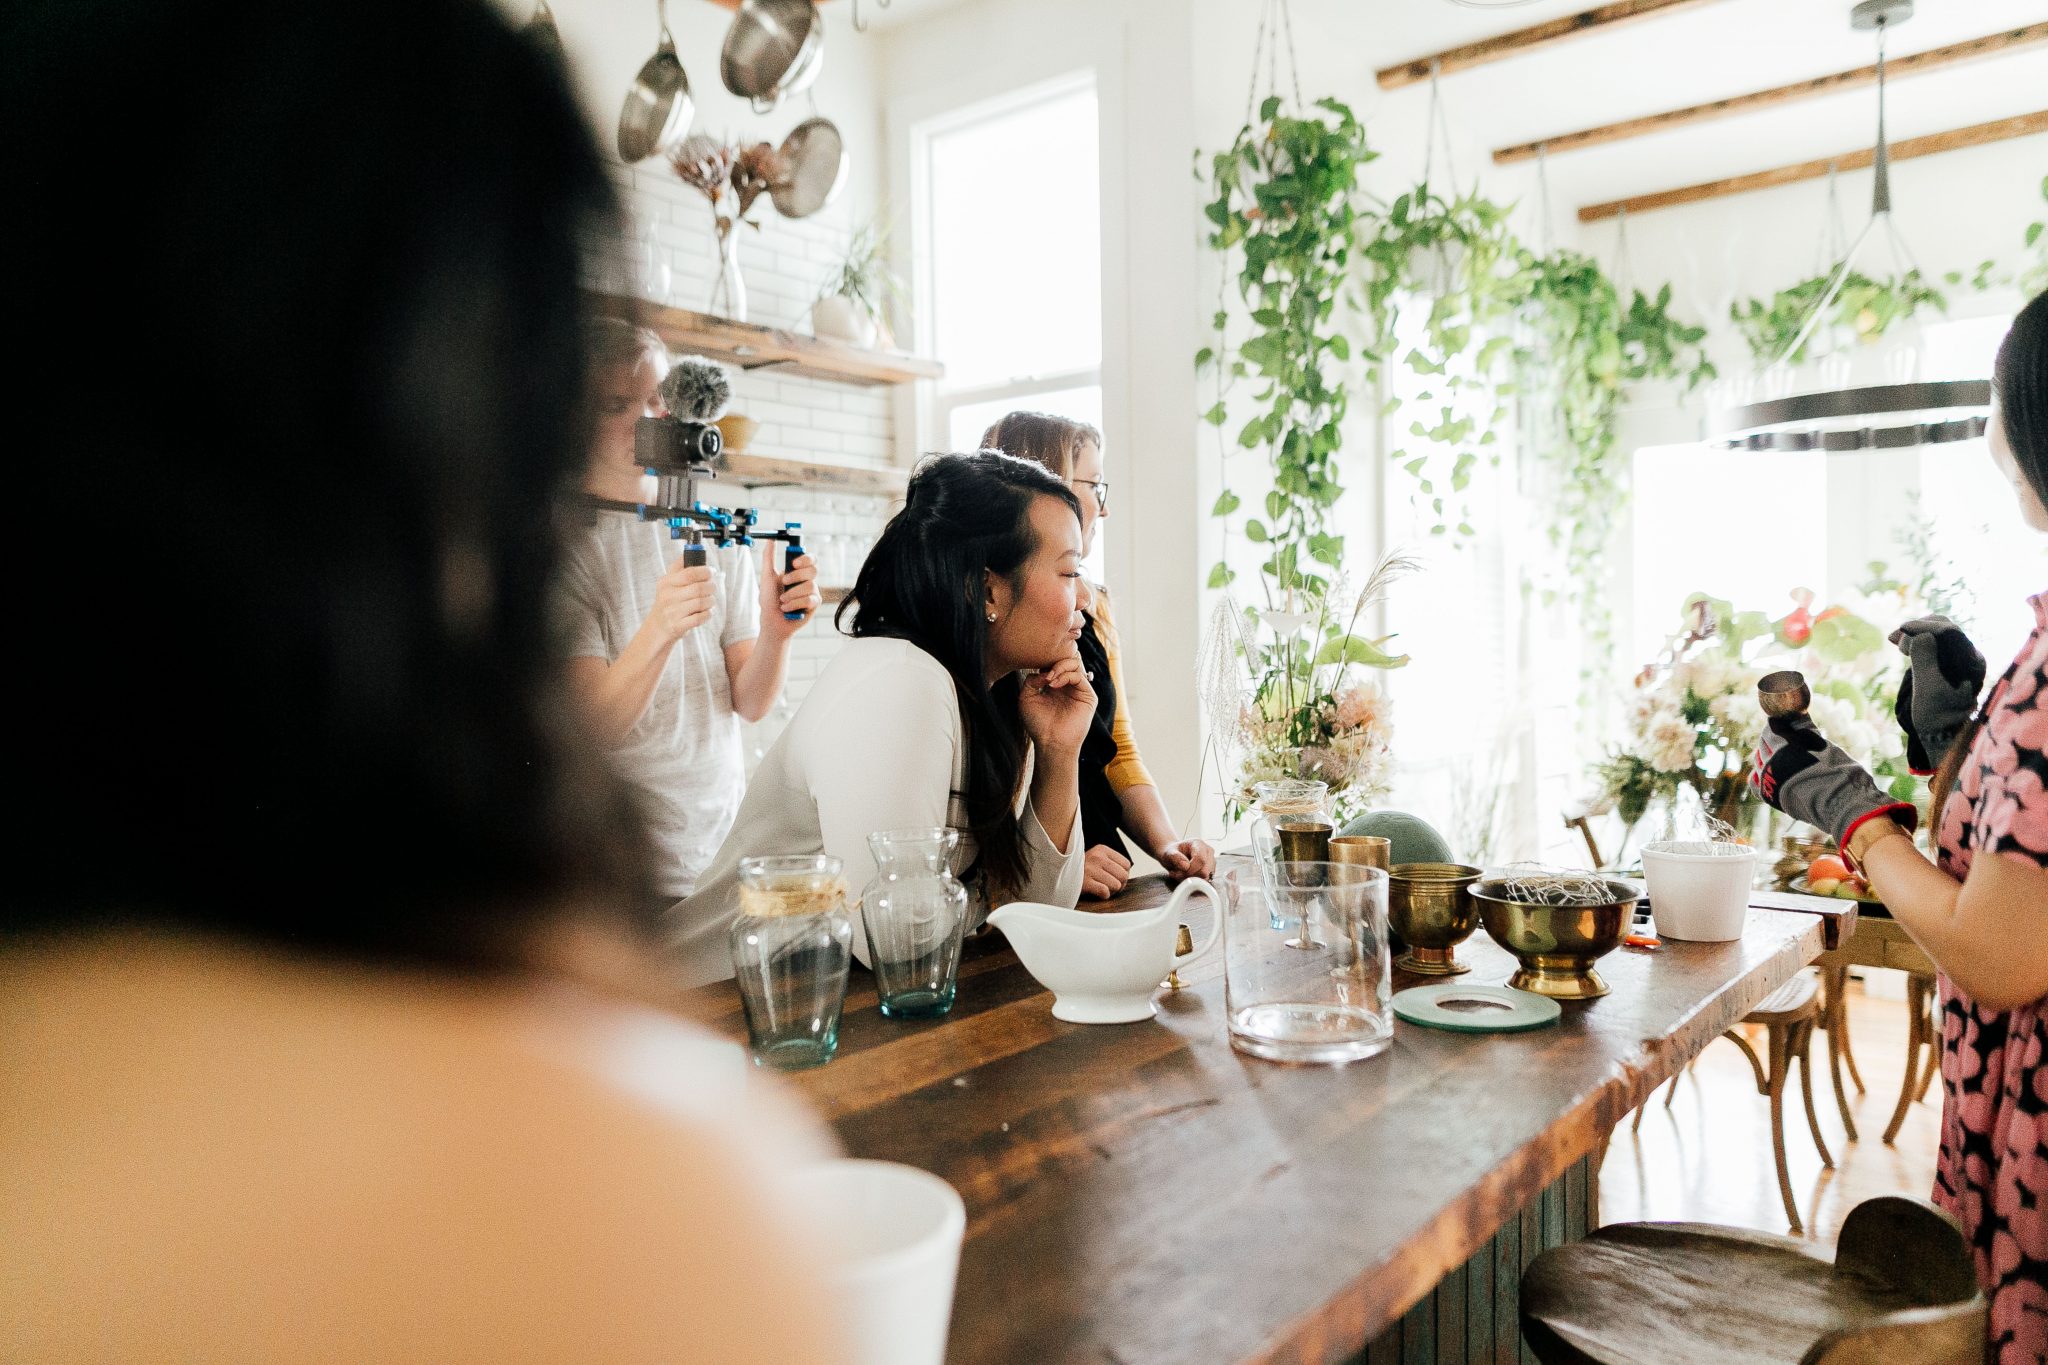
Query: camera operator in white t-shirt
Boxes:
[{"xmin": 558, "ymin": 322, "xmax": 820, "ymax": 906}]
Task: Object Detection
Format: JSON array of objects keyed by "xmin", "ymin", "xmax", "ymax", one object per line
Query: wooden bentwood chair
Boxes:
[
  {"xmin": 1632, "ymin": 972, "xmax": 1834, "ymax": 1232},
  {"xmin": 1520, "ymin": 1195, "xmax": 1985, "ymax": 1364}
]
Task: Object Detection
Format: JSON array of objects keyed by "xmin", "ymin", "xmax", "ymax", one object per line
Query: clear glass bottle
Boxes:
[
  {"xmin": 860, "ymin": 828, "xmax": 971, "ymax": 1019},
  {"xmin": 730, "ymin": 855, "xmax": 852, "ymax": 1070},
  {"xmin": 1251, "ymin": 778, "xmax": 1335, "ymax": 865}
]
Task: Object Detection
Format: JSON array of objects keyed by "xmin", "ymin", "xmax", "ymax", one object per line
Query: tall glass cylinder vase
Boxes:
[{"xmin": 709, "ymin": 214, "xmax": 746, "ymax": 321}]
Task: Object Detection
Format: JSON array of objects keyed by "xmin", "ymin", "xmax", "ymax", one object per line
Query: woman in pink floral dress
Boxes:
[{"xmin": 1754, "ymin": 291, "xmax": 2048, "ymax": 1362}]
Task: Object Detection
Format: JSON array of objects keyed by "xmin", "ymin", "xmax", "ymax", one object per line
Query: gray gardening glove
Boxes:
[
  {"xmin": 1751, "ymin": 714, "xmax": 1917, "ymax": 852},
  {"xmin": 1889, "ymin": 615, "xmax": 1985, "ymax": 775}
]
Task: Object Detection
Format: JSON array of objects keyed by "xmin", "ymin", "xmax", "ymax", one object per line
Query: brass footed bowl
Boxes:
[
  {"xmin": 1471, "ymin": 878, "xmax": 1635, "ymax": 1001},
  {"xmin": 1388, "ymin": 863, "xmax": 1483, "ymax": 976}
]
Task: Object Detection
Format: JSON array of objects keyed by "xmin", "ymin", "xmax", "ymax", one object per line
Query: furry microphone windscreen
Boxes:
[{"xmin": 659, "ymin": 355, "xmax": 732, "ymax": 421}]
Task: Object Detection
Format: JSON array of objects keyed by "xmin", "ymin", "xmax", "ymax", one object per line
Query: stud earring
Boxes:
[{"xmin": 986, "ymin": 611, "xmax": 998, "ymax": 623}]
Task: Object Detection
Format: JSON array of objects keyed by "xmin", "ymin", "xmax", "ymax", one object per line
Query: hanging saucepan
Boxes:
[
  {"xmin": 770, "ymin": 116, "xmax": 847, "ymax": 219},
  {"xmin": 720, "ymin": 0, "xmax": 824, "ymax": 115},
  {"xmin": 617, "ymin": 0, "xmax": 693, "ymax": 164}
]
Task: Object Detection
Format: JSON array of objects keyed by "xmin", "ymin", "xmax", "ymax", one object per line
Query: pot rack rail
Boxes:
[{"xmin": 1580, "ymin": 109, "xmax": 2048, "ymax": 221}]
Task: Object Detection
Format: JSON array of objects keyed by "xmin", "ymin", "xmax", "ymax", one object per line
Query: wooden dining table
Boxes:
[{"xmin": 690, "ymin": 861, "xmax": 1852, "ymax": 1365}]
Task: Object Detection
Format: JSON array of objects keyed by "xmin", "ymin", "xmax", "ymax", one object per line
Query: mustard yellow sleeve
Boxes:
[{"xmin": 1091, "ymin": 587, "xmax": 1157, "ymax": 794}]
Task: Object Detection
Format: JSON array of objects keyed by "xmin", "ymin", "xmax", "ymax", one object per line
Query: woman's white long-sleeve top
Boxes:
[{"xmin": 674, "ymin": 635, "xmax": 1085, "ymax": 986}]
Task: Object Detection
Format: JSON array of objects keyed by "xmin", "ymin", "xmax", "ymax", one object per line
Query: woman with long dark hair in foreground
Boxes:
[
  {"xmin": 682, "ymin": 452, "xmax": 1092, "ymax": 971},
  {"xmin": 1752, "ymin": 291, "xmax": 2048, "ymax": 1362},
  {"xmin": 1, "ymin": 0, "xmax": 834, "ymax": 1357}
]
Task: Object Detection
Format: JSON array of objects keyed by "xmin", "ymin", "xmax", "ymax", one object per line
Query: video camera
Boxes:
[
  {"xmin": 582, "ymin": 414, "xmax": 808, "ymax": 621},
  {"xmin": 635, "ymin": 414, "xmax": 722, "ymax": 470}
]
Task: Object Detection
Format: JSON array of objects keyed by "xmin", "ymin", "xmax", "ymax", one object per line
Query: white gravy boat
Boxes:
[{"xmin": 987, "ymin": 878, "xmax": 1221, "ymax": 1024}]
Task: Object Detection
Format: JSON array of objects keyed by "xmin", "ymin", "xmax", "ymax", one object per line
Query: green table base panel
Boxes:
[{"xmin": 1355, "ymin": 1154, "xmax": 1593, "ymax": 1365}]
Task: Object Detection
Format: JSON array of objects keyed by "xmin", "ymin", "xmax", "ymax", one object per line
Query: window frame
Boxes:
[{"xmin": 907, "ymin": 70, "xmax": 1104, "ymax": 456}]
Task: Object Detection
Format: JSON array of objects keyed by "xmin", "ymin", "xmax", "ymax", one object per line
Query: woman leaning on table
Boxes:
[
  {"xmin": 980, "ymin": 412, "xmax": 1217, "ymax": 899},
  {"xmin": 2, "ymin": 1, "xmax": 837, "ymax": 1359},
  {"xmin": 1750, "ymin": 290, "xmax": 2048, "ymax": 1363},
  {"xmin": 680, "ymin": 451, "xmax": 1093, "ymax": 979}
]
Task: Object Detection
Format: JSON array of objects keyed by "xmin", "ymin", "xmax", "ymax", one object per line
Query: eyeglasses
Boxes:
[{"xmin": 1071, "ymin": 478, "xmax": 1109, "ymax": 513}]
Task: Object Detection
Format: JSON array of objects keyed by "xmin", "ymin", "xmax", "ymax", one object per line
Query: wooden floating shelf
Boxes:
[
  {"xmin": 590, "ymin": 293, "xmax": 943, "ymax": 387},
  {"xmin": 715, "ymin": 451, "xmax": 907, "ymax": 496}
]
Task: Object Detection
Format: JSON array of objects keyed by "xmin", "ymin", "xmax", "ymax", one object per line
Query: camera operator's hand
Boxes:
[
  {"xmin": 759, "ymin": 544, "xmax": 821, "ymax": 639},
  {"xmin": 649, "ymin": 558, "xmax": 716, "ymax": 645}
]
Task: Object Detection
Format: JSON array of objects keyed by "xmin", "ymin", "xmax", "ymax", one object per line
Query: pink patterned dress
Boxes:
[{"xmin": 1932, "ymin": 590, "xmax": 2048, "ymax": 1363}]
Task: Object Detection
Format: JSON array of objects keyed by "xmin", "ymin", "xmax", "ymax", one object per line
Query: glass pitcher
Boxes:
[
  {"xmin": 730, "ymin": 855, "xmax": 853, "ymax": 1070},
  {"xmin": 861, "ymin": 828, "xmax": 971, "ymax": 1019}
]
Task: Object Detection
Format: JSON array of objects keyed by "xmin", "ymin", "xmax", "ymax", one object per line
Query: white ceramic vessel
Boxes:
[
  {"xmin": 1641, "ymin": 841, "xmax": 1758, "ymax": 942},
  {"xmin": 987, "ymin": 878, "xmax": 1220, "ymax": 1023}
]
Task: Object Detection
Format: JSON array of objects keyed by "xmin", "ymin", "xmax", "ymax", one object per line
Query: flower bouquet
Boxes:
[
  {"xmin": 1595, "ymin": 582, "xmax": 1922, "ymax": 854},
  {"xmin": 1204, "ymin": 553, "xmax": 1416, "ymax": 825}
]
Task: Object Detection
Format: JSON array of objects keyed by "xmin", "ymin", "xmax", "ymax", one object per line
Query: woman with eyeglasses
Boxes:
[{"xmin": 981, "ymin": 413, "xmax": 1216, "ymax": 899}]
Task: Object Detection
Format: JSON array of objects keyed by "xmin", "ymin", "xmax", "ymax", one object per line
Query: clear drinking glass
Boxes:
[
  {"xmin": 731, "ymin": 855, "xmax": 854, "ymax": 1070},
  {"xmin": 1223, "ymin": 862, "xmax": 1392, "ymax": 1064},
  {"xmin": 860, "ymin": 828, "xmax": 970, "ymax": 1019}
]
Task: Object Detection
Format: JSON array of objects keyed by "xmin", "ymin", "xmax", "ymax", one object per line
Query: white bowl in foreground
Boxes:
[
  {"xmin": 786, "ymin": 1158, "xmax": 966, "ymax": 1365},
  {"xmin": 1641, "ymin": 841, "xmax": 1759, "ymax": 942}
]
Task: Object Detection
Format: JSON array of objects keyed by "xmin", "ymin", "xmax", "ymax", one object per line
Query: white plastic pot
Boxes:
[
  {"xmin": 811, "ymin": 293, "xmax": 877, "ymax": 347},
  {"xmin": 1641, "ymin": 841, "xmax": 1759, "ymax": 942}
]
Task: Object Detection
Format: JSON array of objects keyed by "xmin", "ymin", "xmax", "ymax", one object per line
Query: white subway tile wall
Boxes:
[{"xmin": 608, "ymin": 166, "xmax": 899, "ymax": 770}]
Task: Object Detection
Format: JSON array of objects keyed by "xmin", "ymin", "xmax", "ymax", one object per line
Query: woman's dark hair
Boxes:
[
  {"xmin": 1929, "ymin": 290, "xmax": 2048, "ymax": 822},
  {"xmin": 4, "ymin": 0, "xmax": 659, "ymax": 967},
  {"xmin": 837, "ymin": 453, "xmax": 1081, "ymax": 899}
]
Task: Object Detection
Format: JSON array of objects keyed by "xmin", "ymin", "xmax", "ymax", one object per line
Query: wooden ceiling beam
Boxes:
[
  {"xmin": 1577, "ymin": 110, "xmax": 2048, "ymax": 221},
  {"xmin": 1375, "ymin": 0, "xmax": 1726, "ymax": 91},
  {"xmin": 1495, "ymin": 25, "xmax": 2047, "ymax": 165}
]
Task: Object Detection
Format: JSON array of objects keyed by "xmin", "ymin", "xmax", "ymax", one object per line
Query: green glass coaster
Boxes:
[{"xmin": 1393, "ymin": 983, "xmax": 1562, "ymax": 1034}]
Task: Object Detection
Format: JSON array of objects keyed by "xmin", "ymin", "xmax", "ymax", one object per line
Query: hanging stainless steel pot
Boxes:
[
  {"xmin": 617, "ymin": 0, "xmax": 693, "ymax": 164},
  {"xmin": 525, "ymin": 0, "xmax": 564, "ymax": 62},
  {"xmin": 720, "ymin": 0, "xmax": 824, "ymax": 115},
  {"xmin": 770, "ymin": 116, "xmax": 846, "ymax": 219}
]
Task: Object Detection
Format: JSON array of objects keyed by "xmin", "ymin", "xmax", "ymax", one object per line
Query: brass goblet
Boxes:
[
  {"xmin": 1387, "ymin": 862, "xmax": 1483, "ymax": 976},
  {"xmin": 1329, "ymin": 835, "xmax": 1391, "ymax": 871},
  {"xmin": 1470, "ymin": 879, "xmax": 1634, "ymax": 1000}
]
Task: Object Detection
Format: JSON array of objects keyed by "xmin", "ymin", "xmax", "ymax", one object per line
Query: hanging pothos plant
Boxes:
[
  {"xmin": 1729, "ymin": 266, "xmax": 1947, "ymax": 365},
  {"xmin": 1357, "ymin": 182, "xmax": 1523, "ymax": 540},
  {"xmin": 1198, "ymin": 95, "xmax": 1373, "ymax": 612},
  {"xmin": 1515, "ymin": 254, "xmax": 1714, "ymax": 668},
  {"xmin": 2021, "ymin": 174, "xmax": 2048, "ymax": 300}
]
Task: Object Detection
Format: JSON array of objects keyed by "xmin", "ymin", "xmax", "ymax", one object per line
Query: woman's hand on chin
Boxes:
[{"xmin": 1018, "ymin": 645, "xmax": 1096, "ymax": 758}]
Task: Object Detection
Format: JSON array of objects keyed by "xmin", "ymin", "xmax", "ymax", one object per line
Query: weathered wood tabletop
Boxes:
[{"xmin": 690, "ymin": 864, "xmax": 1841, "ymax": 1365}]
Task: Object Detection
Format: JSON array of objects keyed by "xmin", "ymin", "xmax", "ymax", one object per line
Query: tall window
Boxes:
[
  {"xmin": 916, "ymin": 76, "xmax": 1104, "ymax": 571},
  {"xmin": 1628, "ymin": 312, "xmax": 2034, "ymax": 670}
]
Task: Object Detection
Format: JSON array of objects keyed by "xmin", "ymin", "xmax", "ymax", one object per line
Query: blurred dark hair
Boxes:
[
  {"xmin": 837, "ymin": 453, "xmax": 1081, "ymax": 899},
  {"xmin": 1929, "ymin": 290, "xmax": 2048, "ymax": 824},
  {"xmin": 3, "ymin": 0, "xmax": 659, "ymax": 967}
]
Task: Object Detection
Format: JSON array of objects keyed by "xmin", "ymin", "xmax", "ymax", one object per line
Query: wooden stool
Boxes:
[
  {"xmin": 1520, "ymin": 1195, "xmax": 1984, "ymax": 1364},
  {"xmin": 1630, "ymin": 972, "xmax": 1833, "ymax": 1232}
]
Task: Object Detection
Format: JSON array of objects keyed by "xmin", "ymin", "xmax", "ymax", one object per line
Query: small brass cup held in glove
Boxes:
[{"xmin": 1757, "ymin": 670, "xmax": 1811, "ymax": 719}]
